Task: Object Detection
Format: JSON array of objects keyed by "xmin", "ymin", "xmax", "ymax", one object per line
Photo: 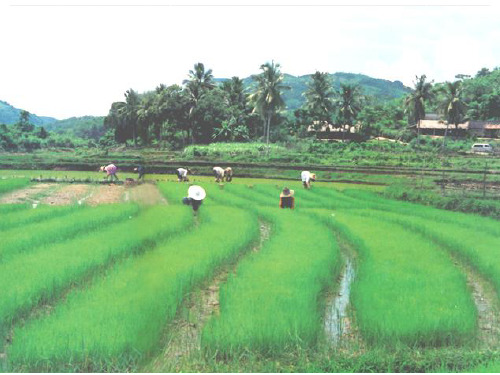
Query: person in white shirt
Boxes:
[
  {"xmin": 301, "ymin": 171, "xmax": 316, "ymax": 189},
  {"xmin": 213, "ymin": 166, "xmax": 225, "ymax": 183},
  {"xmin": 176, "ymin": 168, "xmax": 191, "ymax": 182}
]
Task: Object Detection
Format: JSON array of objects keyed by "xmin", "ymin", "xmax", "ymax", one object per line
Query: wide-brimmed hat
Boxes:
[
  {"xmin": 99, "ymin": 166, "xmax": 105, "ymax": 172},
  {"xmin": 188, "ymin": 185, "xmax": 206, "ymax": 201},
  {"xmin": 310, "ymin": 173, "xmax": 316, "ymax": 180},
  {"xmin": 280, "ymin": 187, "xmax": 294, "ymax": 197}
]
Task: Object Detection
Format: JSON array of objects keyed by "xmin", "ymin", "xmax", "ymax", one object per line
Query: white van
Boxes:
[{"xmin": 471, "ymin": 143, "xmax": 493, "ymax": 153}]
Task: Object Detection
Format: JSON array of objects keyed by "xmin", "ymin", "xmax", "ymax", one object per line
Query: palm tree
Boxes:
[
  {"xmin": 248, "ymin": 61, "xmax": 290, "ymax": 149},
  {"xmin": 304, "ymin": 71, "xmax": 335, "ymax": 128},
  {"xmin": 183, "ymin": 62, "xmax": 215, "ymax": 143},
  {"xmin": 336, "ymin": 84, "xmax": 362, "ymax": 141},
  {"xmin": 111, "ymin": 89, "xmax": 140, "ymax": 146},
  {"xmin": 404, "ymin": 75, "xmax": 433, "ymax": 146},
  {"xmin": 222, "ymin": 76, "xmax": 247, "ymax": 110},
  {"xmin": 439, "ymin": 81, "xmax": 466, "ymax": 149}
]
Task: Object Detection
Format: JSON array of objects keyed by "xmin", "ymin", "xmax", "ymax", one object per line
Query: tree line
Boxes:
[
  {"xmin": 103, "ymin": 62, "xmax": 500, "ymax": 148},
  {"xmin": 1, "ymin": 63, "xmax": 498, "ymax": 152}
]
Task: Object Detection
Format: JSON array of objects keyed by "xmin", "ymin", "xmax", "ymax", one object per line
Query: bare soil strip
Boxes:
[
  {"xmin": 146, "ymin": 220, "xmax": 271, "ymax": 371},
  {"xmin": 40, "ymin": 184, "xmax": 91, "ymax": 206},
  {"xmin": 0, "ymin": 183, "xmax": 58, "ymax": 205},
  {"xmin": 126, "ymin": 183, "xmax": 168, "ymax": 205},
  {"xmin": 85, "ymin": 184, "xmax": 125, "ymax": 205}
]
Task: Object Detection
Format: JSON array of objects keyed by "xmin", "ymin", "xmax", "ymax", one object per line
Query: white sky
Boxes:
[{"xmin": 1, "ymin": 0, "xmax": 499, "ymax": 119}]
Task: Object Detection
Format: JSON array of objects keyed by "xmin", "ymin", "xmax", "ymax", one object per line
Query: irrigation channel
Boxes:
[
  {"xmin": 324, "ymin": 257, "xmax": 356, "ymax": 346},
  {"xmin": 146, "ymin": 220, "xmax": 271, "ymax": 371}
]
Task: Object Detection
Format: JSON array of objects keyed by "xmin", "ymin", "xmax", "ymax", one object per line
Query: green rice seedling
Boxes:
[
  {"xmin": 356, "ymin": 208, "xmax": 500, "ymax": 300},
  {"xmin": 251, "ymin": 183, "xmax": 337, "ymax": 209},
  {"xmin": 314, "ymin": 209, "xmax": 476, "ymax": 347},
  {"xmin": 8, "ymin": 206, "xmax": 259, "ymax": 372},
  {"xmin": 0, "ymin": 204, "xmax": 82, "ymax": 232},
  {"xmin": 0, "ymin": 206, "xmax": 192, "ymax": 337},
  {"xmin": 202, "ymin": 207, "xmax": 340, "ymax": 356},
  {"xmin": 342, "ymin": 189, "xmax": 500, "ymax": 237},
  {"xmin": 0, "ymin": 203, "xmax": 29, "ymax": 215},
  {"xmin": 308, "ymin": 186, "xmax": 378, "ymax": 209},
  {"xmin": 0, "ymin": 178, "xmax": 30, "ymax": 196},
  {"xmin": 0, "ymin": 204, "xmax": 140, "ymax": 262},
  {"xmin": 223, "ymin": 184, "xmax": 277, "ymax": 206}
]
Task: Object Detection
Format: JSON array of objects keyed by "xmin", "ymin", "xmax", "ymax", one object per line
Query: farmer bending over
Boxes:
[
  {"xmin": 134, "ymin": 165, "xmax": 146, "ymax": 182},
  {"xmin": 213, "ymin": 166, "xmax": 225, "ymax": 183},
  {"xmin": 224, "ymin": 167, "xmax": 233, "ymax": 182},
  {"xmin": 279, "ymin": 187, "xmax": 295, "ymax": 209},
  {"xmin": 100, "ymin": 164, "xmax": 119, "ymax": 182},
  {"xmin": 182, "ymin": 185, "xmax": 206, "ymax": 213},
  {"xmin": 301, "ymin": 171, "xmax": 316, "ymax": 189},
  {"xmin": 176, "ymin": 168, "xmax": 191, "ymax": 182}
]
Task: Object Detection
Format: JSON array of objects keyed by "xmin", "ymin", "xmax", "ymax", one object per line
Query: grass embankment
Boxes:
[
  {"xmin": 0, "ymin": 206, "xmax": 192, "ymax": 338},
  {"xmin": 7, "ymin": 205, "xmax": 259, "ymax": 372}
]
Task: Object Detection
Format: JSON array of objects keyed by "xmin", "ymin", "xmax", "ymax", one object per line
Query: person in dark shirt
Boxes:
[
  {"xmin": 279, "ymin": 187, "xmax": 295, "ymax": 209},
  {"xmin": 134, "ymin": 165, "xmax": 146, "ymax": 182},
  {"xmin": 182, "ymin": 185, "xmax": 206, "ymax": 213}
]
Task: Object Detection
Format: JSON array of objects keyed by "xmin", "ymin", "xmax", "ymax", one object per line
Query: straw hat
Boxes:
[
  {"xmin": 188, "ymin": 185, "xmax": 206, "ymax": 201},
  {"xmin": 310, "ymin": 173, "xmax": 317, "ymax": 180},
  {"xmin": 99, "ymin": 166, "xmax": 105, "ymax": 172},
  {"xmin": 280, "ymin": 187, "xmax": 295, "ymax": 197}
]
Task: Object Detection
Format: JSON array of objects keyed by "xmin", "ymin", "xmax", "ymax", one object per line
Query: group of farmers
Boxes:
[{"xmin": 99, "ymin": 163, "xmax": 316, "ymax": 212}]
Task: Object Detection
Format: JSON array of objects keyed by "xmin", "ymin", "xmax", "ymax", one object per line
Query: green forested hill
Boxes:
[
  {"xmin": 44, "ymin": 116, "xmax": 106, "ymax": 140},
  {"xmin": 241, "ymin": 72, "xmax": 411, "ymax": 110},
  {"xmin": 0, "ymin": 100, "xmax": 57, "ymax": 126}
]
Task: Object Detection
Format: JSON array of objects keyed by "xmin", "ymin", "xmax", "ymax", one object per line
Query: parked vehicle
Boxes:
[{"xmin": 471, "ymin": 143, "xmax": 493, "ymax": 153}]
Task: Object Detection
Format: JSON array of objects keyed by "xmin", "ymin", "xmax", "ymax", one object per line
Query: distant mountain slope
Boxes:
[
  {"xmin": 44, "ymin": 116, "xmax": 106, "ymax": 140},
  {"xmin": 0, "ymin": 100, "xmax": 57, "ymax": 126},
  {"xmin": 239, "ymin": 72, "xmax": 411, "ymax": 110}
]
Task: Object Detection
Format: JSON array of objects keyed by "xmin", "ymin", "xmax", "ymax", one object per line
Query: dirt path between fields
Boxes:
[
  {"xmin": 125, "ymin": 183, "xmax": 168, "ymax": 205},
  {"xmin": 146, "ymin": 220, "xmax": 271, "ymax": 372},
  {"xmin": 40, "ymin": 184, "xmax": 91, "ymax": 205},
  {"xmin": 85, "ymin": 184, "xmax": 125, "ymax": 205},
  {"xmin": 0, "ymin": 183, "xmax": 58, "ymax": 205},
  {"xmin": 451, "ymin": 256, "xmax": 500, "ymax": 348}
]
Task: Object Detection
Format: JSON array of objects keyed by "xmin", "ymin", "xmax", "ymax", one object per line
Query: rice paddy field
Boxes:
[{"xmin": 0, "ymin": 170, "xmax": 499, "ymax": 372}]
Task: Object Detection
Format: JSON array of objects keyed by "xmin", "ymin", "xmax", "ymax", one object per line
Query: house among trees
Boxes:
[
  {"xmin": 417, "ymin": 114, "xmax": 500, "ymax": 138},
  {"xmin": 307, "ymin": 121, "xmax": 363, "ymax": 141}
]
